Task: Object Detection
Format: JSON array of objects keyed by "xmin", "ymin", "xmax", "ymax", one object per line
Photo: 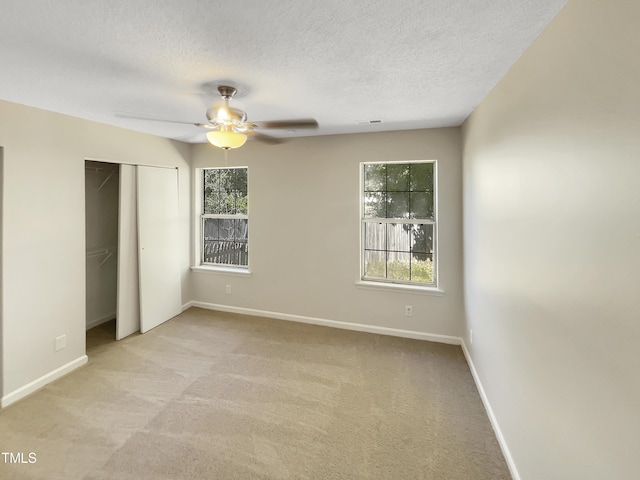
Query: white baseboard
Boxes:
[
  {"xmin": 187, "ymin": 301, "xmax": 462, "ymax": 345},
  {"xmin": 461, "ymin": 341, "xmax": 520, "ymax": 480},
  {"xmin": 86, "ymin": 312, "xmax": 116, "ymax": 330},
  {"xmin": 182, "ymin": 300, "xmax": 195, "ymax": 312},
  {"xmin": 1, "ymin": 355, "xmax": 88, "ymax": 408}
]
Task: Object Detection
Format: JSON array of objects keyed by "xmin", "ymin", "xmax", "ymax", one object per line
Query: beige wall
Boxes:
[
  {"xmin": 191, "ymin": 128, "xmax": 464, "ymax": 338},
  {"xmin": 0, "ymin": 100, "xmax": 192, "ymax": 399},
  {"xmin": 462, "ymin": 0, "xmax": 640, "ymax": 478}
]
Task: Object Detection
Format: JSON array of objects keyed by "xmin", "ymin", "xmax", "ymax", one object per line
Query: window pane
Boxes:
[
  {"xmin": 204, "ymin": 168, "xmax": 249, "ymax": 215},
  {"xmin": 233, "ymin": 168, "xmax": 248, "ymax": 196},
  {"xmin": 234, "ymin": 193, "xmax": 248, "ymax": 215},
  {"xmin": 204, "ymin": 168, "xmax": 218, "ymax": 185},
  {"xmin": 364, "ymin": 192, "xmax": 387, "ymax": 218},
  {"xmin": 364, "ymin": 250, "xmax": 386, "ymax": 278},
  {"xmin": 215, "ymin": 219, "xmax": 233, "ymax": 241},
  {"xmin": 387, "ymin": 163, "xmax": 410, "ymax": 191},
  {"xmin": 203, "ymin": 218, "xmax": 220, "ymax": 264},
  {"xmin": 234, "ymin": 219, "xmax": 248, "ymax": 242},
  {"xmin": 203, "ymin": 169, "xmax": 219, "ymax": 214},
  {"xmin": 387, "ymin": 252, "xmax": 411, "ymax": 281},
  {"xmin": 411, "ymin": 253, "xmax": 434, "ymax": 283},
  {"xmin": 364, "ymin": 222, "xmax": 385, "ymax": 250},
  {"xmin": 205, "ymin": 177, "xmax": 231, "ymax": 215},
  {"xmin": 219, "ymin": 169, "xmax": 232, "ymax": 195},
  {"xmin": 203, "ymin": 218, "xmax": 248, "ymax": 244},
  {"xmin": 411, "ymin": 224, "xmax": 433, "ymax": 254},
  {"xmin": 203, "ymin": 218, "xmax": 220, "ymax": 241},
  {"xmin": 364, "ymin": 164, "xmax": 386, "ymax": 192},
  {"xmin": 224, "ymin": 191, "xmax": 237, "ymax": 215},
  {"xmin": 409, "ymin": 162, "xmax": 433, "ymax": 192},
  {"xmin": 410, "ymin": 192, "xmax": 434, "ymax": 219},
  {"xmin": 234, "ymin": 168, "xmax": 248, "ymax": 214},
  {"xmin": 387, "ymin": 192, "xmax": 409, "ymax": 218},
  {"xmin": 211, "ymin": 194, "xmax": 225, "ymax": 215},
  {"xmin": 387, "ymin": 223, "xmax": 410, "ymax": 253},
  {"xmin": 202, "ymin": 219, "xmax": 248, "ymax": 266}
]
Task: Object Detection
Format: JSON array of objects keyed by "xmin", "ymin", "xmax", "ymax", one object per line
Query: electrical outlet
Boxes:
[
  {"xmin": 405, "ymin": 305, "xmax": 413, "ymax": 317},
  {"xmin": 225, "ymin": 285, "xmax": 232, "ymax": 295},
  {"xmin": 469, "ymin": 329, "xmax": 473, "ymax": 345},
  {"xmin": 55, "ymin": 334, "xmax": 66, "ymax": 352}
]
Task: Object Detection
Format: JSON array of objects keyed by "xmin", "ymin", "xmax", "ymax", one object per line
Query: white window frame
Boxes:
[
  {"xmin": 193, "ymin": 166, "xmax": 250, "ymax": 273},
  {"xmin": 359, "ymin": 160, "xmax": 439, "ymax": 289}
]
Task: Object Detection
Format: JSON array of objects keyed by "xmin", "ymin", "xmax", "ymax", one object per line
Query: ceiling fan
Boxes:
[
  {"xmin": 191, "ymin": 85, "xmax": 318, "ymax": 149},
  {"xmin": 117, "ymin": 85, "xmax": 318, "ymax": 149}
]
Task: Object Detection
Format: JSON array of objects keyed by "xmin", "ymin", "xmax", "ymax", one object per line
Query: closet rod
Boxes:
[
  {"xmin": 86, "ymin": 248, "xmax": 111, "ymax": 257},
  {"xmin": 86, "ymin": 248, "xmax": 117, "ymax": 267},
  {"xmin": 97, "ymin": 171, "xmax": 115, "ymax": 191},
  {"xmin": 98, "ymin": 251, "xmax": 115, "ymax": 267}
]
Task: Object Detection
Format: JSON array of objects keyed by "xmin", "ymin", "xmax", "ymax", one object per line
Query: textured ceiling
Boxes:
[{"xmin": 0, "ymin": 0, "xmax": 566, "ymax": 143}]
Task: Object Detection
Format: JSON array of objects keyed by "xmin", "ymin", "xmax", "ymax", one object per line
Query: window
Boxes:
[
  {"xmin": 361, "ymin": 161, "xmax": 436, "ymax": 286},
  {"xmin": 201, "ymin": 167, "xmax": 248, "ymax": 267}
]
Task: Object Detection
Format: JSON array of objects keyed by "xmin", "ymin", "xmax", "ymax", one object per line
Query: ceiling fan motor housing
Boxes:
[{"xmin": 218, "ymin": 85, "xmax": 237, "ymax": 99}]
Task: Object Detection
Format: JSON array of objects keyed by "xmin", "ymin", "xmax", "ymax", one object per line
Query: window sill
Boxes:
[
  {"xmin": 355, "ymin": 281, "xmax": 444, "ymax": 296},
  {"xmin": 190, "ymin": 265, "xmax": 252, "ymax": 277}
]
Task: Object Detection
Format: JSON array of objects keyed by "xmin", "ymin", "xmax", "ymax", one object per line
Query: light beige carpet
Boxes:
[{"xmin": 0, "ymin": 308, "xmax": 510, "ymax": 479}]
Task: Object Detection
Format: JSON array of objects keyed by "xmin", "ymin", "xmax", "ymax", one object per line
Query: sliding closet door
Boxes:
[
  {"xmin": 116, "ymin": 164, "xmax": 140, "ymax": 340},
  {"xmin": 136, "ymin": 166, "xmax": 182, "ymax": 333}
]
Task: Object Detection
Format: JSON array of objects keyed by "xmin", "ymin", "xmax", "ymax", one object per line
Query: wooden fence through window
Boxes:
[{"xmin": 204, "ymin": 241, "xmax": 248, "ymax": 265}]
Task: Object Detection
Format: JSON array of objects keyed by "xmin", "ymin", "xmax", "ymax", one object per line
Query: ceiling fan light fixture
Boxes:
[
  {"xmin": 217, "ymin": 105, "xmax": 230, "ymax": 121},
  {"xmin": 206, "ymin": 130, "xmax": 247, "ymax": 149}
]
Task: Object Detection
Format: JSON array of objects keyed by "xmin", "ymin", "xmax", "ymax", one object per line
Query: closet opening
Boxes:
[
  {"xmin": 85, "ymin": 160, "xmax": 120, "ymax": 343},
  {"xmin": 84, "ymin": 159, "xmax": 180, "ymax": 350}
]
